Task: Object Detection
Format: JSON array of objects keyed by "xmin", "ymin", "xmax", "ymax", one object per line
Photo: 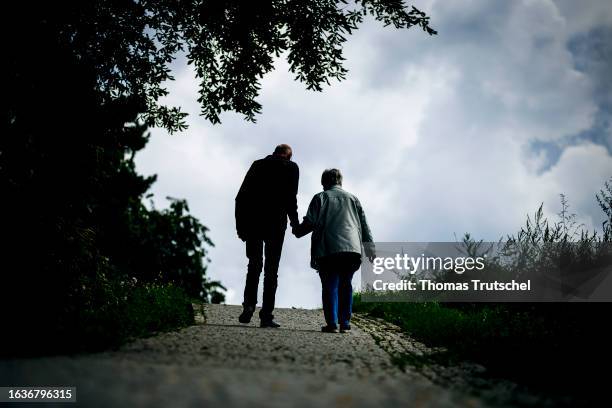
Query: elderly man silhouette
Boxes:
[{"xmin": 235, "ymin": 144, "xmax": 299, "ymax": 328}]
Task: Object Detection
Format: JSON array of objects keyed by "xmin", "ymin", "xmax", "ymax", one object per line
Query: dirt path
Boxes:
[{"xmin": 1, "ymin": 304, "xmax": 486, "ymax": 407}]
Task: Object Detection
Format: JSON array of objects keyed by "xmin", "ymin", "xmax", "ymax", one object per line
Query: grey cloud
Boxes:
[
  {"xmin": 526, "ymin": 24, "xmax": 612, "ymax": 172},
  {"xmin": 136, "ymin": 0, "xmax": 612, "ymax": 308},
  {"xmin": 569, "ymin": 26, "xmax": 612, "ymax": 138}
]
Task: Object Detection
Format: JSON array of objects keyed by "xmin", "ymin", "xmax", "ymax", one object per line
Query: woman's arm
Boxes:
[
  {"xmin": 356, "ymin": 198, "xmax": 376, "ymax": 261},
  {"xmin": 292, "ymin": 194, "xmax": 320, "ymax": 238}
]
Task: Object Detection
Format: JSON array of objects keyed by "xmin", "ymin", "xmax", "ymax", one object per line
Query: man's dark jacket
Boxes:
[{"xmin": 235, "ymin": 155, "xmax": 299, "ymax": 239}]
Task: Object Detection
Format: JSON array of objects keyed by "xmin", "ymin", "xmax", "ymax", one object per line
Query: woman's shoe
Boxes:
[
  {"xmin": 321, "ymin": 325, "xmax": 338, "ymax": 333},
  {"xmin": 339, "ymin": 323, "xmax": 351, "ymax": 333}
]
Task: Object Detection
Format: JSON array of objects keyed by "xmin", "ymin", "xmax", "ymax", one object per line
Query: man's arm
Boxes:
[
  {"xmin": 286, "ymin": 163, "xmax": 299, "ymax": 227},
  {"xmin": 235, "ymin": 162, "xmax": 257, "ymax": 240}
]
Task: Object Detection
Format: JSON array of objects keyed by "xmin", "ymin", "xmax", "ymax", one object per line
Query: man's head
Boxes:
[
  {"xmin": 273, "ymin": 144, "xmax": 293, "ymax": 160},
  {"xmin": 321, "ymin": 168, "xmax": 342, "ymax": 190}
]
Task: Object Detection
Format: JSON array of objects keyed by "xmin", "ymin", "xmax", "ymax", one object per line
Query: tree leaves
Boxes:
[{"xmin": 20, "ymin": 1, "xmax": 436, "ymax": 129}]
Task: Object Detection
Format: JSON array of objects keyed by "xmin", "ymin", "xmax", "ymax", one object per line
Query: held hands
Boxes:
[
  {"xmin": 291, "ymin": 219, "xmax": 313, "ymax": 238},
  {"xmin": 291, "ymin": 220, "xmax": 314, "ymax": 238},
  {"xmin": 290, "ymin": 220, "xmax": 298, "ymax": 237}
]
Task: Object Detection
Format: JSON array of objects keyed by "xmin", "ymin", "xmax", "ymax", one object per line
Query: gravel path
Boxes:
[{"xmin": 1, "ymin": 304, "xmax": 484, "ymax": 407}]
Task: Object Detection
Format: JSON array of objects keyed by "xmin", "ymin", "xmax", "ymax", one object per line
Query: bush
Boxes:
[
  {"xmin": 9, "ymin": 277, "xmax": 195, "ymax": 357},
  {"xmin": 122, "ymin": 283, "xmax": 195, "ymax": 340}
]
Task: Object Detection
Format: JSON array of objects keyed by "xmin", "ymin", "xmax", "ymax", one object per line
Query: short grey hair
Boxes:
[{"xmin": 321, "ymin": 168, "xmax": 342, "ymax": 188}]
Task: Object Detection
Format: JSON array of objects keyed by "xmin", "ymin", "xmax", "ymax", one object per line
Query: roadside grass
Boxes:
[
  {"xmin": 76, "ymin": 282, "xmax": 196, "ymax": 352},
  {"xmin": 121, "ymin": 284, "xmax": 195, "ymax": 339},
  {"xmin": 7, "ymin": 282, "xmax": 196, "ymax": 357},
  {"xmin": 353, "ymin": 295, "xmax": 610, "ymax": 402}
]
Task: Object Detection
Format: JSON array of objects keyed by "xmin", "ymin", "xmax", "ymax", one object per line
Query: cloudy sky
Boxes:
[{"xmin": 136, "ymin": 0, "xmax": 612, "ymax": 308}]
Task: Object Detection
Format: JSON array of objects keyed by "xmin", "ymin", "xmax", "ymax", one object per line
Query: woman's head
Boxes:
[{"xmin": 321, "ymin": 168, "xmax": 342, "ymax": 190}]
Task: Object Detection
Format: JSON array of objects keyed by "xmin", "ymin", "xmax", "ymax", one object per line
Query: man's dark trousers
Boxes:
[{"xmin": 243, "ymin": 229, "xmax": 286, "ymax": 320}]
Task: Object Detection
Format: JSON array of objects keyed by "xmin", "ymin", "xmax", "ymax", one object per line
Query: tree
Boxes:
[
  {"xmin": 2, "ymin": 1, "xmax": 436, "ymax": 353},
  {"xmin": 9, "ymin": 1, "xmax": 436, "ymax": 130}
]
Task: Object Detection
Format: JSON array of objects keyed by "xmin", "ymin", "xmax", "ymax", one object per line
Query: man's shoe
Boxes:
[
  {"xmin": 321, "ymin": 325, "xmax": 338, "ymax": 333},
  {"xmin": 238, "ymin": 305, "xmax": 255, "ymax": 324},
  {"xmin": 339, "ymin": 324, "xmax": 351, "ymax": 333},
  {"xmin": 260, "ymin": 319, "xmax": 281, "ymax": 328}
]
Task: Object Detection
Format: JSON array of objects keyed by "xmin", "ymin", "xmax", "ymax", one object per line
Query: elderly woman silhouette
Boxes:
[{"xmin": 293, "ymin": 168, "xmax": 375, "ymax": 333}]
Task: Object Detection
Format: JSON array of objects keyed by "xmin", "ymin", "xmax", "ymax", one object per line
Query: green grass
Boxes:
[
  {"xmin": 75, "ymin": 282, "xmax": 195, "ymax": 352},
  {"xmin": 353, "ymin": 294, "xmax": 610, "ymax": 402},
  {"xmin": 121, "ymin": 283, "xmax": 195, "ymax": 339},
  {"xmin": 7, "ymin": 281, "xmax": 196, "ymax": 357},
  {"xmin": 31, "ymin": 281, "xmax": 194, "ymax": 355}
]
